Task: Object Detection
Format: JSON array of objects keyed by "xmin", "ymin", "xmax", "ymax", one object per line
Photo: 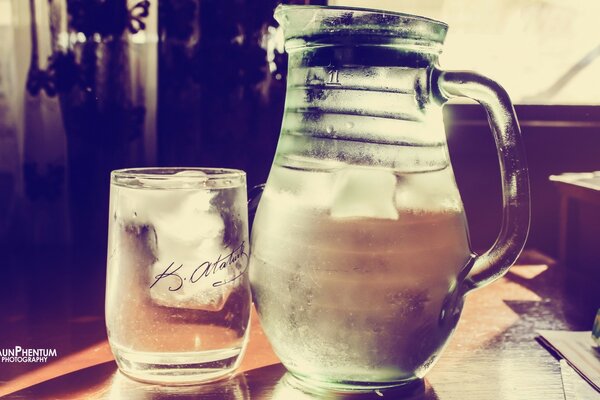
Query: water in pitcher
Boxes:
[
  {"xmin": 250, "ymin": 159, "xmax": 473, "ymax": 384},
  {"xmin": 249, "ymin": 4, "xmax": 529, "ymax": 391},
  {"xmin": 106, "ymin": 172, "xmax": 250, "ymax": 384}
]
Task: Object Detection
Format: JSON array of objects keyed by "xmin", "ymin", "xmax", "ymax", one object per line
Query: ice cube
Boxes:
[
  {"xmin": 174, "ymin": 170, "xmax": 207, "ymax": 177},
  {"xmin": 115, "ymin": 182, "xmax": 240, "ymax": 311},
  {"xmin": 152, "ymin": 191, "xmax": 218, "ymax": 247},
  {"xmin": 330, "ymin": 168, "xmax": 398, "ymax": 220},
  {"xmin": 115, "ymin": 186, "xmax": 186, "ymax": 226},
  {"xmin": 267, "ymin": 162, "xmax": 335, "ymax": 209},
  {"xmin": 394, "ymin": 168, "xmax": 462, "ymax": 212},
  {"xmin": 145, "ymin": 188, "xmax": 241, "ymax": 311},
  {"xmin": 138, "ymin": 170, "xmax": 208, "ymax": 189}
]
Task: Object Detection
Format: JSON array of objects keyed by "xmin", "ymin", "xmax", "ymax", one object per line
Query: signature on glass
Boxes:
[{"xmin": 150, "ymin": 242, "xmax": 248, "ymax": 291}]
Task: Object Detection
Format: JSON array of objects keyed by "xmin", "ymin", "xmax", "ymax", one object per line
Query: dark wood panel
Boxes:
[{"xmin": 445, "ymin": 104, "xmax": 600, "ymax": 255}]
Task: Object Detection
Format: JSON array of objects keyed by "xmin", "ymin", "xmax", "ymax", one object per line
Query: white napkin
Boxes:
[{"xmin": 538, "ymin": 330, "xmax": 600, "ymax": 394}]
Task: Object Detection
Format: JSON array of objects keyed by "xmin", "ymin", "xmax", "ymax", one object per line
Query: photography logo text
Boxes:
[{"xmin": 1, "ymin": 346, "xmax": 57, "ymax": 363}]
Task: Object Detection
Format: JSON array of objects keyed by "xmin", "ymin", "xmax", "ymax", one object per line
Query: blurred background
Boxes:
[{"xmin": 0, "ymin": 0, "xmax": 599, "ymax": 383}]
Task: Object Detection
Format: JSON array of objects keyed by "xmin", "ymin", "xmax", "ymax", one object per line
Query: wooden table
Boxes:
[
  {"xmin": 550, "ymin": 172, "xmax": 600, "ymax": 268},
  {"xmin": 0, "ymin": 249, "xmax": 597, "ymax": 399}
]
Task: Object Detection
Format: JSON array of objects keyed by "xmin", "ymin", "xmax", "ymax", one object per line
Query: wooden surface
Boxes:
[
  {"xmin": 551, "ymin": 174, "xmax": 600, "ymax": 264},
  {"xmin": 550, "ymin": 173, "xmax": 600, "ymax": 316},
  {"xmin": 0, "ymin": 250, "xmax": 598, "ymax": 399}
]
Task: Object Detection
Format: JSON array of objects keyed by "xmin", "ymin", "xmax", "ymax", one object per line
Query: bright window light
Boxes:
[
  {"xmin": 0, "ymin": 0, "xmax": 11, "ymax": 27},
  {"xmin": 329, "ymin": 0, "xmax": 600, "ymax": 105}
]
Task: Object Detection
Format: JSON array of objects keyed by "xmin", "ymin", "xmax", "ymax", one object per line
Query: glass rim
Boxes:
[{"xmin": 111, "ymin": 167, "xmax": 246, "ymax": 189}]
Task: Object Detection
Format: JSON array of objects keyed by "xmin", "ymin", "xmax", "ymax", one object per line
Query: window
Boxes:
[{"xmin": 330, "ymin": 0, "xmax": 600, "ymax": 105}]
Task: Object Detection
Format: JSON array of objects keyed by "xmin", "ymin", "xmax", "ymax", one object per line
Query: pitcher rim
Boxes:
[
  {"xmin": 275, "ymin": 4, "xmax": 448, "ymax": 29},
  {"xmin": 274, "ymin": 4, "xmax": 448, "ymax": 47}
]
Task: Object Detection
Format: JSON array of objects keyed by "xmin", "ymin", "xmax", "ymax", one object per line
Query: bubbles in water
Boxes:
[{"xmin": 137, "ymin": 170, "xmax": 208, "ymax": 189}]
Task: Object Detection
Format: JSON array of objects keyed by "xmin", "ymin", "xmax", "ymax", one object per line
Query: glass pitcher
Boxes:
[{"xmin": 249, "ymin": 5, "xmax": 530, "ymax": 392}]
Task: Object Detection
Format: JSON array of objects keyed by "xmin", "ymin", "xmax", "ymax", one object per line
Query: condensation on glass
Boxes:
[
  {"xmin": 250, "ymin": 5, "xmax": 530, "ymax": 392},
  {"xmin": 106, "ymin": 168, "xmax": 251, "ymax": 385}
]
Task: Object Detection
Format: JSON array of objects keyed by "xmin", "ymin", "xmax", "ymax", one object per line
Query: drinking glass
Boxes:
[{"xmin": 106, "ymin": 168, "xmax": 251, "ymax": 385}]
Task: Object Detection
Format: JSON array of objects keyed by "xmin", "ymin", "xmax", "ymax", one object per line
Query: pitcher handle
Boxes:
[{"xmin": 434, "ymin": 70, "xmax": 531, "ymax": 292}]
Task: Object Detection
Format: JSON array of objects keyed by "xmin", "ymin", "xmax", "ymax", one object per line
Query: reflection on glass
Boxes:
[
  {"xmin": 104, "ymin": 371, "xmax": 249, "ymax": 400},
  {"xmin": 271, "ymin": 372, "xmax": 438, "ymax": 400}
]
